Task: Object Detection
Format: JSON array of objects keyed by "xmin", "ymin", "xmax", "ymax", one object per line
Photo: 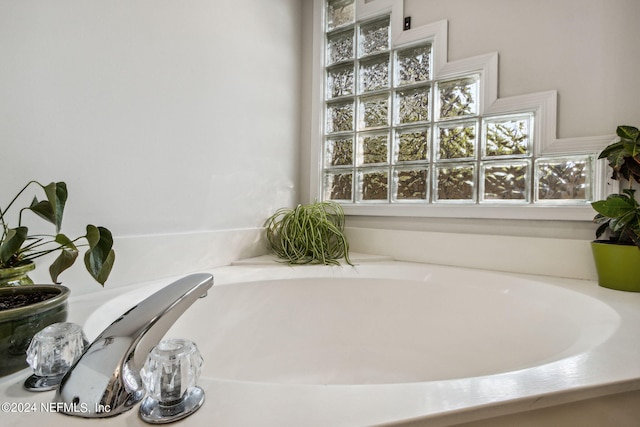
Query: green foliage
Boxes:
[
  {"xmin": 598, "ymin": 125, "xmax": 640, "ymax": 183},
  {"xmin": 439, "ymin": 125, "xmax": 475, "ymax": 159},
  {"xmin": 0, "ymin": 181, "xmax": 115, "ymax": 285},
  {"xmin": 592, "ymin": 125, "xmax": 640, "ymax": 249},
  {"xmin": 264, "ymin": 201, "xmax": 352, "ymax": 266},
  {"xmin": 592, "ymin": 189, "xmax": 640, "ymax": 248},
  {"xmin": 485, "ymin": 121, "xmax": 529, "ymax": 157}
]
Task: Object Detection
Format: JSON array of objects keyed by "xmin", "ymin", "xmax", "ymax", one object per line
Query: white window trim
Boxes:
[{"xmin": 309, "ymin": 0, "xmax": 615, "ymax": 221}]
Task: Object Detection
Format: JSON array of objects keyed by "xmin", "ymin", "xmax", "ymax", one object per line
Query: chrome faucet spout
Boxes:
[{"xmin": 54, "ymin": 273, "xmax": 213, "ymax": 418}]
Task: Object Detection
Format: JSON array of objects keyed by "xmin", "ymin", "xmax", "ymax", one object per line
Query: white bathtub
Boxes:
[{"xmin": 2, "ymin": 256, "xmax": 640, "ymax": 426}]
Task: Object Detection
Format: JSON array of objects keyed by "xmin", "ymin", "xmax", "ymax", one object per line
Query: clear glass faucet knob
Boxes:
[
  {"xmin": 140, "ymin": 338, "xmax": 203, "ymax": 403},
  {"xmin": 139, "ymin": 338, "xmax": 205, "ymax": 423},
  {"xmin": 24, "ymin": 322, "xmax": 88, "ymax": 391}
]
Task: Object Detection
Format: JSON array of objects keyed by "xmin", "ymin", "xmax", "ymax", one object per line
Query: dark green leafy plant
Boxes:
[
  {"xmin": 264, "ymin": 201, "xmax": 352, "ymax": 266},
  {"xmin": 598, "ymin": 125, "xmax": 640, "ymax": 183},
  {"xmin": 0, "ymin": 181, "xmax": 115, "ymax": 285},
  {"xmin": 592, "ymin": 125, "xmax": 640, "ymax": 248},
  {"xmin": 593, "ymin": 189, "xmax": 640, "ymax": 248}
]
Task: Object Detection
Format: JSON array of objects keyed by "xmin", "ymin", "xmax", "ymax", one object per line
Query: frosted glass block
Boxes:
[
  {"xmin": 437, "ymin": 76, "xmax": 479, "ymax": 120},
  {"xmin": 395, "ymin": 127, "xmax": 429, "ymax": 162},
  {"xmin": 326, "ymin": 101, "xmax": 354, "ymax": 133},
  {"xmin": 327, "ymin": 64, "xmax": 354, "ymax": 98},
  {"xmin": 435, "ymin": 164, "xmax": 475, "ymax": 201},
  {"xmin": 359, "ymin": 94, "xmax": 389, "ymax": 130},
  {"xmin": 325, "ymin": 137, "xmax": 353, "ymax": 167},
  {"xmin": 359, "ymin": 17, "xmax": 390, "ymax": 57},
  {"xmin": 327, "ymin": 29, "xmax": 354, "ymax": 65},
  {"xmin": 437, "ymin": 121, "xmax": 477, "ymax": 160},
  {"xmin": 394, "ymin": 167, "xmax": 428, "ymax": 201},
  {"xmin": 535, "ymin": 156, "xmax": 592, "ymax": 201},
  {"xmin": 484, "ymin": 115, "xmax": 532, "ymax": 157},
  {"xmin": 395, "ymin": 86, "xmax": 430, "ymax": 124},
  {"xmin": 481, "ymin": 162, "xmax": 529, "ymax": 202},
  {"xmin": 327, "ymin": 0, "xmax": 355, "ymax": 31},
  {"xmin": 358, "ymin": 132, "xmax": 389, "ymax": 165},
  {"xmin": 359, "ymin": 169, "xmax": 389, "ymax": 201},
  {"xmin": 324, "ymin": 172, "xmax": 353, "ymax": 201},
  {"xmin": 359, "ymin": 55, "xmax": 390, "ymax": 93},
  {"xmin": 396, "ymin": 44, "xmax": 431, "ymax": 86}
]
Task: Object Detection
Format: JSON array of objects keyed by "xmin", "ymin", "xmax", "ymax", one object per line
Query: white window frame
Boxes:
[{"xmin": 309, "ymin": 0, "xmax": 614, "ymax": 221}]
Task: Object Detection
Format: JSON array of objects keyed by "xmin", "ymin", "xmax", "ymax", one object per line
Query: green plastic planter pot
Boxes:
[
  {"xmin": 0, "ymin": 285, "xmax": 70, "ymax": 377},
  {"xmin": 591, "ymin": 241, "xmax": 640, "ymax": 292}
]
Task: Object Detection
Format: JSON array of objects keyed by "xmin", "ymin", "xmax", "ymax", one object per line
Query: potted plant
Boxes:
[
  {"xmin": 591, "ymin": 125, "xmax": 640, "ymax": 292},
  {"xmin": 0, "ymin": 180, "xmax": 115, "ymax": 376},
  {"xmin": 264, "ymin": 201, "xmax": 352, "ymax": 266}
]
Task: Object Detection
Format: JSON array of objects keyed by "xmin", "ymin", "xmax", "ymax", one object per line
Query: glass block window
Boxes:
[{"xmin": 321, "ymin": 0, "xmax": 594, "ymax": 206}]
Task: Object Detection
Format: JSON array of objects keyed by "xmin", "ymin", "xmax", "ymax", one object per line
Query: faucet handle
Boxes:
[
  {"xmin": 139, "ymin": 338, "xmax": 205, "ymax": 424},
  {"xmin": 24, "ymin": 322, "xmax": 88, "ymax": 391}
]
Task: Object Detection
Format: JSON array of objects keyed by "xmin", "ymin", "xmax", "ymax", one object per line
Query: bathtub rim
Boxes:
[
  {"xmin": 81, "ymin": 266, "xmax": 622, "ymax": 386},
  {"xmin": 1, "ymin": 255, "xmax": 640, "ymax": 427}
]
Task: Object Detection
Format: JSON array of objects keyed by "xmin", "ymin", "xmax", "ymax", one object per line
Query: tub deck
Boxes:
[{"xmin": 1, "ymin": 255, "xmax": 640, "ymax": 426}]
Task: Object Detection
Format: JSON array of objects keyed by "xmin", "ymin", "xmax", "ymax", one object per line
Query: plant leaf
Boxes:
[
  {"xmin": 0, "ymin": 226, "xmax": 28, "ymax": 265},
  {"xmin": 608, "ymin": 148, "xmax": 628, "ymax": 173},
  {"xmin": 28, "ymin": 196, "xmax": 56, "ymax": 225},
  {"xmin": 43, "ymin": 182, "xmax": 67, "ymax": 233},
  {"xmin": 598, "ymin": 141, "xmax": 624, "ymax": 160},
  {"xmin": 48, "ymin": 234, "xmax": 79, "ymax": 284},
  {"xmin": 617, "ymin": 125, "xmax": 640, "ymax": 142},
  {"xmin": 591, "ymin": 195, "xmax": 635, "ymax": 218},
  {"xmin": 83, "ymin": 225, "xmax": 115, "ymax": 286},
  {"xmin": 595, "ymin": 221, "xmax": 610, "ymax": 239}
]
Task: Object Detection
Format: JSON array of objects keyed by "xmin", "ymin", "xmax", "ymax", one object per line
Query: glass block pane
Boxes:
[
  {"xmin": 395, "ymin": 86, "xmax": 430, "ymax": 124},
  {"xmin": 484, "ymin": 115, "xmax": 532, "ymax": 157},
  {"xmin": 358, "ymin": 132, "xmax": 389, "ymax": 165},
  {"xmin": 396, "ymin": 44, "xmax": 431, "ymax": 86},
  {"xmin": 325, "ymin": 137, "xmax": 353, "ymax": 167},
  {"xmin": 437, "ymin": 121, "xmax": 477, "ymax": 160},
  {"xmin": 359, "ymin": 17, "xmax": 390, "ymax": 57},
  {"xmin": 360, "ymin": 169, "xmax": 389, "ymax": 201},
  {"xmin": 325, "ymin": 172, "xmax": 353, "ymax": 201},
  {"xmin": 327, "ymin": 64, "xmax": 354, "ymax": 99},
  {"xmin": 437, "ymin": 76, "xmax": 479, "ymax": 120},
  {"xmin": 481, "ymin": 162, "xmax": 529, "ymax": 202},
  {"xmin": 359, "ymin": 94, "xmax": 389, "ymax": 130},
  {"xmin": 359, "ymin": 55, "xmax": 390, "ymax": 93},
  {"xmin": 536, "ymin": 156, "xmax": 592, "ymax": 201},
  {"xmin": 327, "ymin": 29, "xmax": 354, "ymax": 65},
  {"xmin": 395, "ymin": 127, "xmax": 429, "ymax": 162},
  {"xmin": 394, "ymin": 167, "xmax": 428, "ymax": 201},
  {"xmin": 326, "ymin": 101, "xmax": 354, "ymax": 133},
  {"xmin": 436, "ymin": 164, "xmax": 475, "ymax": 201},
  {"xmin": 327, "ymin": 0, "xmax": 355, "ymax": 31}
]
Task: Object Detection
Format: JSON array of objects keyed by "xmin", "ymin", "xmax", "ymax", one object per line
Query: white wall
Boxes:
[
  {"xmin": 404, "ymin": 0, "xmax": 640, "ymax": 139},
  {"xmin": 1, "ymin": 0, "xmax": 302, "ymax": 292}
]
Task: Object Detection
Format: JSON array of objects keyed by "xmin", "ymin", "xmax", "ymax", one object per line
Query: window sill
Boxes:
[{"xmin": 340, "ymin": 202, "xmax": 596, "ymax": 221}]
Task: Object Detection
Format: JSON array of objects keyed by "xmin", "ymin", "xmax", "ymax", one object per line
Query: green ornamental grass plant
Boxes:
[{"xmin": 264, "ymin": 201, "xmax": 352, "ymax": 266}]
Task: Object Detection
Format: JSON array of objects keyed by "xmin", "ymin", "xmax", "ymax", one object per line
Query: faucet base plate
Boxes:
[
  {"xmin": 23, "ymin": 373, "xmax": 64, "ymax": 392},
  {"xmin": 139, "ymin": 386, "xmax": 205, "ymax": 424}
]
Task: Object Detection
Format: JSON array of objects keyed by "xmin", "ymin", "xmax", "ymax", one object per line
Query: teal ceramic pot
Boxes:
[
  {"xmin": 591, "ymin": 241, "xmax": 640, "ymax": 292},
  {"xmin": 0, "ymin": 263, "xmax": 36, "ymax": 287},
  {"xmin": 0, "ymin": 285, "xmax": 70, "ymax": 377}
]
